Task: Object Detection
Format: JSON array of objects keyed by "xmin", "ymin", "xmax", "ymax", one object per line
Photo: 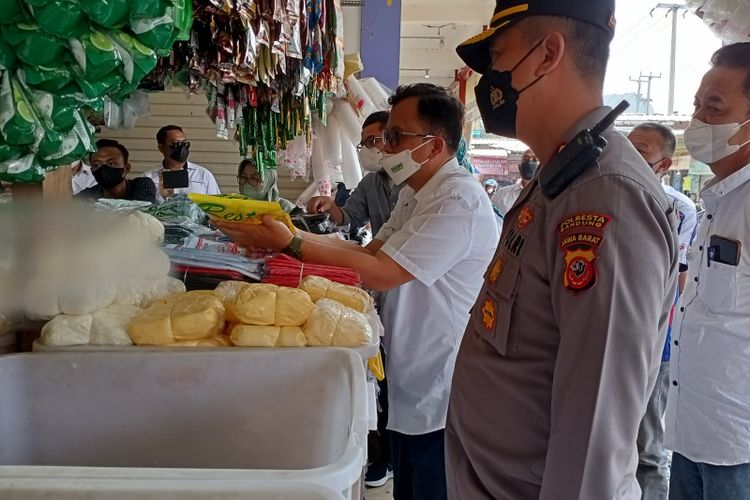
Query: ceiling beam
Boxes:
[{"xmin": 401, "ymin": 5, "xmax": 491, "ymax": 25}]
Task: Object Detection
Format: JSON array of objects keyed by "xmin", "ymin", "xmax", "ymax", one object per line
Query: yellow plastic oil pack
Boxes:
[{"xmin": 189, "ymin": 193, "xmax": 294, "ymax": 231}]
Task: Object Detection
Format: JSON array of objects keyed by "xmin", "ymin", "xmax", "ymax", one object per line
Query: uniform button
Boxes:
[
  {"xmin": 672, "ymin": 380, "xmax": 679, "ymax": 386},
  {"xmin": 674, "ymin": 340, "xmax": 679, "ymax": 346}
]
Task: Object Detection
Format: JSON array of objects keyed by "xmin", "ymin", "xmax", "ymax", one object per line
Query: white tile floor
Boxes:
[{"xmin": 365, "ymin": 479, "xmax": 393, "ymax": 500}]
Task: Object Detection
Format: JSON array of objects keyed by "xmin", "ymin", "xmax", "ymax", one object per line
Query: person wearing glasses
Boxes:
[
  {"xmin": 76, "ymin": 139, "xmax": 156, "ymax": 203},
  {"xmin": 307, "ymin": 111, "xmax": 401, "ymax": 237},
  {"xmin": 237, "ymin": 158, "xmax": 298, "ymax": 213},
  {"xmin": 145, "ymin": 125, "xmax": 221, "ymax": 203},
  {"xmin": 214, "ymin": 83, "xmax": 499, "ymax": 500}
]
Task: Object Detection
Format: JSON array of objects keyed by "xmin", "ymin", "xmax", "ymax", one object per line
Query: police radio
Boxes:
[{"xmin": 540, "ymin": 100, "xmax": 630, "ymax": 199}]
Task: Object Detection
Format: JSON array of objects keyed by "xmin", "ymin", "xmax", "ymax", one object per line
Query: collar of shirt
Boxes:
[
  {"xmin": 412, "ymin": 157, "xmax": 462, "ymax": 204},
  {"xmin": 701, "ymin": 161, "xmax": 750, "ymax": 211},
  {"xmin": 161, "ymin": 161, "xmax": 196, "ymax": 172}
]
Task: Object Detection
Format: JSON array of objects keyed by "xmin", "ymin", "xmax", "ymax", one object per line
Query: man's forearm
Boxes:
[{"xmin": 299, "ymin": 231, "xmax": 371, "ymax": 253}]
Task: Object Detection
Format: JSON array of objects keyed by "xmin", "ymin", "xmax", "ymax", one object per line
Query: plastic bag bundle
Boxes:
[{"xmin": 0, "ymin": 0, "xmax": 190, "ymax": 184}]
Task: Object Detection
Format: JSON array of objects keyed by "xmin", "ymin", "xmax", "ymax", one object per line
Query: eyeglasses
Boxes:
[
  {"xmin": 356, "ymin": 135, "xmax": 384, "ymax": 152},
  {"xmin": 381, "ymin": 129, "xmax": 436, "ymax": 148}
]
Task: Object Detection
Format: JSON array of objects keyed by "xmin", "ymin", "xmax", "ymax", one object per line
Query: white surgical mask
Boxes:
[
  {"xmin": 358, "ymin": 147, "xmax": 383, "ymax": 173},
  {"xmin": 379, "ymin": 139, "xmax": 434, "ymax": 185},
  {"xmin": 684, "ymin": 117, "xmax": 750, "ymax": 164}
]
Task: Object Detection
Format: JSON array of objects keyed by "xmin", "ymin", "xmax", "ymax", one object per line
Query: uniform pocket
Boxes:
[
  {"xmin": 699, "ymin": 262, "xmax": 737, "ymax": 314},
  {"xmin": 472, "ymin": 256, "xmax": 520, "ymax": 356}
]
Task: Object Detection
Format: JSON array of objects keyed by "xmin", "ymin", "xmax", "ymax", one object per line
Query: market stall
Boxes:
[{"xmin": 0, "ymin": 3, "xmax": 390, "ymax": 497}]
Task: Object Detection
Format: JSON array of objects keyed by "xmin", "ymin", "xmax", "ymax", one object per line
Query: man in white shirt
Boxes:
[
  {"xmin": 213, "ymin": 83, "xmax": 499, "ymax": 500},
  {"xmin": 491, "ymin": 148, "xmax": 539, "ymax": 218},
  {"xmin": 665, "ymin": 42, "xmax": 750, "ymax": 500},
  {"xmin": 628, "ymin": 123, "xmax": 697, "ymax": 499},
  {"xmin": 145, "ymin": 125, "xmax": 221, "ymax": 203}
]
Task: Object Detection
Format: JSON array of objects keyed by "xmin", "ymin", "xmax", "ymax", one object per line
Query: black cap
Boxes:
[{"xmin": 457, "ymin": 0, "xmax": 617, "ymax": 74}]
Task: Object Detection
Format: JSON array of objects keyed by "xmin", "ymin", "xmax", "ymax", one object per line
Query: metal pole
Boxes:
[{"xmin": 668, "ymin": 6, "xmax": 678, "ymax": 114}]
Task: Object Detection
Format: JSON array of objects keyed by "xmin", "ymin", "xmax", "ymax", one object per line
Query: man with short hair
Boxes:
[
  {"xmin": 491, "ymin": 148, "xmax": 539, "ymax": 217},
  {"xmin": 628, "ymin": 122, "xmax": 697, "ymax": 499},
  {"xmin": 145, "ymin": 125, "xmax": 221, "ymax": 202},
  {"xmin": 665, "ymin": 42, "xmax": 750, "ymax": 500},
  {"xmin": 77, "ymin": 139, "xmax": 156, "ymax": 203},
  {"xmin": 307, "ymin": 111, "xmax": 401, "ymax": 237},
  {"xmin": 446, "ymin": 1, "xmax": 679, "ymax": 499},
  {"xmin": 214, "ymin": 83, "xmax": 499, "ymax": 500}
]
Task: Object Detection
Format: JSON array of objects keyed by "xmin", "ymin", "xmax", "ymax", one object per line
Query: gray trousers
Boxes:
[{"xmin": 637, "ymin": 361, "xmax": 671, "ymax": 500}]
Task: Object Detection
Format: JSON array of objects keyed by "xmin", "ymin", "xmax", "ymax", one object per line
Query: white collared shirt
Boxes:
[
  {"xmin": 491, "ymin": 179, "xmax": 524, "ymax": 217},
  {"xmin": 145, "ymin": 161, "xmax": 221, "ymax": 203},
  {"xmin": 374, "ymin": 158, "xmax": 500, "ymax": 435},
  {"xmin": 662, "ymin": 185, "xmax": 697, "ymax": 266},
  {"xmin": 71, "ymin": 163, "xmax": 98, "ymax": 195},
  {"xmin": 665, "ymin": 162, "xmax": 750, "ymax": 465}
]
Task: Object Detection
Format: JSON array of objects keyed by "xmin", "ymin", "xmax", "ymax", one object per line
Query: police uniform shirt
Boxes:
[
  {"xmin": 446, "ymin": 107, "xmax": 679, "ymax": 500},
  {"xmin": 665, "ymin": 161, "xmax": 750, "ymax": 466}
]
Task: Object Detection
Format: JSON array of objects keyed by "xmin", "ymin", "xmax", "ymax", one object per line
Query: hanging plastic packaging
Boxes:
[
  {"xmin": 78, "ymin": 0, "xmax": 130, "ymax": 28},
  {"xmin": 1, "ymin": 23, "xmax": 67, "ymax": 67},
  {"xmin": 69, "ymin": 30, "xmax": 123, "ymax": 81},
  {"xmin": 0, "ymin": 0, "xmax": 29, "ymax": 25},
  {"xmin": 0, "ymin": 72, "xmax": 41, "ymax": 147},
  {"xmin": 31, "ymin": 0, "xmax": 89, "ymax": 38}
]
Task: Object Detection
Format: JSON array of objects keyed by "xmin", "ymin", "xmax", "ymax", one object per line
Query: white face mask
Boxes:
[
  {"xmin": 379, "ymin": 139, "xmax": 434, "ymax": 185},
  {"xmin": 358, "ymin": 147, "xmax": 383, "ymax": 173},
  {"xmin": 684, "ymin": 117, "xmax": 750, "ymax": 164}
]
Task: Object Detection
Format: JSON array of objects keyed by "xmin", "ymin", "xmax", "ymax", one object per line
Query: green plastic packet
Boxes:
[
  {"xmin": 0, "ymin": 132, "xmax": 23, "ymax": 164},
  {"xmin": 22, "ymin": 64, "xmax": 73, "ymax": 93},
  {"xmin": 130, "ymin": 13, "xmax": 178, "ymax": 56},
  {"xmin": 1, "ymin": 23, "xmax": 67, "ymax": 67},
  {"xmin": 69, "ymin": 30, "xmax": 123, "ymax": 81},
  {"xmin": 173, "ymin": 0, "xmax": 192, "ymax": 42},
  {"xmin": 38, "ymin": 111, "xmax": 95, "ymax": 167},
  {"xmin": 110, "ymin": 31, "xmax": 158, "ymax": 83},
  {"xmin": 0, "ymin": 0, "xmax": 29, "ymax": 25},
  {"xmin": 0, "ymin": 39, "xmax": 16, "ymax": 71},
  {"xmin": 130, "ymin": 0, "xmax": 170, "ymax": 19},
  {"xmin": 78, "ymin": 0, "xmax": 130, "ymax": 29},
  {"xmin": 0, "ymin": 72, "xmax": 41, "ymax": 147},
  {"xmin": 73, "ymin": 69, "xmax": 122, "ymax": 99},
  {"xmin": 0, "ymin": 154, "xmax": 46, "ymax": 184},
  {"xmin": 31, "ymin": 0, "xmax": 90, "ymax": 38}
]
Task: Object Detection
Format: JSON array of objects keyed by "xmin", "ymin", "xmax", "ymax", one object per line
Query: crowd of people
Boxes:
[{"xmin": 46, "ymin": 0, "xmax": 750, "ymax": 498}]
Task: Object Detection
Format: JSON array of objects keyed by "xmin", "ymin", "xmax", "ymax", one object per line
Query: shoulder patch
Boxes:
[{"xmin": 559, "ymin": 212, "xmax": 612, "ymax": 293}]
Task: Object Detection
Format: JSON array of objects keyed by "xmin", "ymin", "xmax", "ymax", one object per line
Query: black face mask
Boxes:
[
  {"xmin": 475, "ymin": 39, "xmax": 545, "ymax": 139},
  {"xmin": 169, "ymin": 142, "xmax": 190, "ymax": 163},
  {"xmin": 93, "ymin": 165, "xmax": 125, "ymax": 189},
  {"xmin": 519, "ymin": 159, "xmax": 540, "ymax": 180}
]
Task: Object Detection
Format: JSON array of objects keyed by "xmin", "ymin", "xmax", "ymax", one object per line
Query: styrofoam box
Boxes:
[
  {"xmin": 0, "ymin": 479, "xmax": 346, "ymax": 500},
  {"xmin": 0, "ymin": 349, "xmax": 368, "ymax": 500}
]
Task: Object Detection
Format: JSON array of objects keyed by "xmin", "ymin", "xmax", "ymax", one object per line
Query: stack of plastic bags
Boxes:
[
  {"xmin": 0, "ymin": 0, "xmax": 191, "ymax": 184},
  {"xmin": 688, "ymin": 0, "xmax": 750, "ymax": 42}
]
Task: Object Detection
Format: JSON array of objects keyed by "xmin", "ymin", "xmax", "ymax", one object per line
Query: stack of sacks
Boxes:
[
  {"xmin": 298, "ymin": 275, "xmax": 374, "ymax": 313},
  {"xmin": 215, "ymin": 281, "xmax": 314, "ymax": 348},
  {"xmin": 32, "ymin": 210, "xmax": 186, "ymax": 346},
  {"xmin": 127, "ymin": 291, "xmax": 229, "ymax": 346},
  {"xmin": 215, "ymin": 280, "xmax": 373, "ymax": 348}
]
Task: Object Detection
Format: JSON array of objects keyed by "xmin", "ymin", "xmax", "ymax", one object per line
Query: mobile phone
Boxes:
[
  {"xmin": 709, "ymin": 235, "xmax": 741, "ymax": 267},
  {"xmin": 162, "ymin": 169, "xmax": 189, "ymax": 189}
]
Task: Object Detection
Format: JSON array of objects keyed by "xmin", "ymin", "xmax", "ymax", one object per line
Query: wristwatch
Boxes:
[{"xmin": 282, "ymin": 234, "xmax": 303, "ymax": 259}]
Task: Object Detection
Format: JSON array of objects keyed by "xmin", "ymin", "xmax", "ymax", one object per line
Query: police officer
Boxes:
[{"xmin": 445, "ymin": 1, "xmax": 679, "ymax": 499}]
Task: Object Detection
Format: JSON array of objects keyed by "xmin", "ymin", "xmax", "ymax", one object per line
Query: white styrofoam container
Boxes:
[
  {"xmin": 0, "ymin": 349, "xmax": 368, "ymax": 500},
  {"xmin": 0, "ymin": 479, "xmax": 346, "ymax": 500}
]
